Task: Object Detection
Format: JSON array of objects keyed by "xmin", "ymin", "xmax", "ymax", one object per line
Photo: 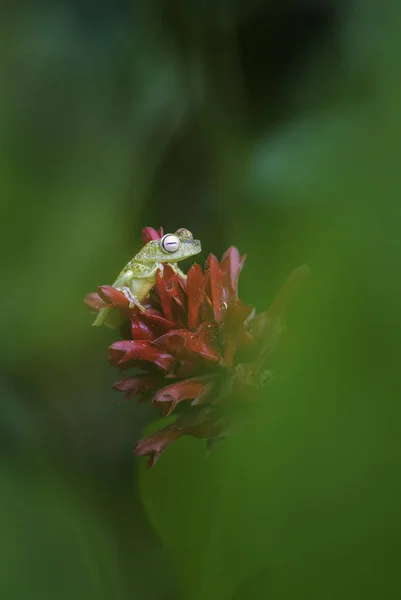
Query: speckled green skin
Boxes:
[{"xmin": 93, "ymin": 230, "xmax": 201, "ymax": 328}]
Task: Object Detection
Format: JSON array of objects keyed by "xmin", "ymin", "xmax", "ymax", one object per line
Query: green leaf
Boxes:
[{"xmin": 138, "ymin": 418, "xmax": 222, "ymax": 597}]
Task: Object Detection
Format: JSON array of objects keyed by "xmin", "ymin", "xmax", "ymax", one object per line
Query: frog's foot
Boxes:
[{"xmin": 118, "ymin": 286, "xmax": 146, "ymax": 312}]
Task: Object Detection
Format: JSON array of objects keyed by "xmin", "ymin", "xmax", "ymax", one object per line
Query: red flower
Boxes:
[{"xmin": 85, "ymin": 226, "xmax": 309, "ymax": 467}]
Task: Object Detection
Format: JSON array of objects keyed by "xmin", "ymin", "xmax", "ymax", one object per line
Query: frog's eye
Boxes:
[
  {"xmin": 175, "ymin": 228, "xmax": 193, "ymax": 240},
  {"xmin": 161, "ymin": 234, "xmax": 180, "ymax": 253}
]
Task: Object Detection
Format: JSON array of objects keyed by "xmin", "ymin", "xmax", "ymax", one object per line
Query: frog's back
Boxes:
[{"xmin": 112, "ymin": 257, "xmax": 155, "ymax": 287}]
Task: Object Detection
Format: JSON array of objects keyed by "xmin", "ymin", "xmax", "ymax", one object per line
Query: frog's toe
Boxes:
[{"xmin": 129, "ymin": 300, "xmax": 146, "ymax": 312}]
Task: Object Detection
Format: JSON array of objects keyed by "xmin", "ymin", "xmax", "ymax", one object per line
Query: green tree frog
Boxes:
[{"xmin": 93, "ymin": 228, "xmax": 201, "ymax": 327}]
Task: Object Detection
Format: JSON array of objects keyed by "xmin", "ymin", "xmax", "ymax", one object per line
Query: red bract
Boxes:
[{"xmin": 85, "ymin": 226, "xmax": 309, "ymax": 467}]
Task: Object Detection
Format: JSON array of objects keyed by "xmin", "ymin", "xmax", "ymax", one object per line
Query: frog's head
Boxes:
[{"xmin": 137, "ymin": 228, "xmax": 202, "ymax": 263}]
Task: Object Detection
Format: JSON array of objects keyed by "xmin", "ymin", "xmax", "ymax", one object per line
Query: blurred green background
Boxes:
[{"xmin": 1, "ymin": 0, "xmax": 401, "ymax": 598}]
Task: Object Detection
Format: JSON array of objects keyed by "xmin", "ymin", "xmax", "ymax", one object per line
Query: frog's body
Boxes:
[{"xmin": 93, "ymin": 228, "xmax": 201, "ymax": 328}]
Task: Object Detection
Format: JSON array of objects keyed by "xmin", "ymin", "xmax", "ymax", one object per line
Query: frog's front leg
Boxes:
[
  {"xmin": 118, "ymin": 263, "xmax": 163, "ymax": 311},
  {"xmin": 170, "ymin": 263, "xmax": 187, "ymax": 279},
  {"xmin": 117, "ymin": 286, "xmax": 146, "ymax": 311},
  {"xmin": 156, "ymin": 263, "xmax": 164, "ymax": 278}
]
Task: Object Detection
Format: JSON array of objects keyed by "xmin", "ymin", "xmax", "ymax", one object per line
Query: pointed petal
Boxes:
[
  {"xmin": 178, "ymin": 276, "xmax": 188, "ymax": 293},
  {"xmin": 98, "ymin": 286, "xmax": 130, "ymax": 309},
  {"xmin": 156, "ymin": 265, "xmax": 182, "ymax": 322},
  {"xmin": 190, "ymin": 380, "xmax": 216, "ymax": 406},
  {"xmin": 223, "ymin": 301, "xmax": 254, "ymax": 334},
  {"xmin": 162, "ymin": 324, "xmax": 220, "ymax": 378},
  {"xmin": 134, "ymin": 406, "xmax": 226, "ymax": 467},
  {"xmin": 172, "ymin": 295, "xmax": 188, "ymax": 328},
  {"xmin": 84, "ymin": 292, "xmax": 107, "ymax": 311},
  {"xmin": 134, "ymin": 423, "xmax": 182, "ymax": 467},
  {"xmin": 199, "ymin": 271, "xmax": 214, "ymax": 323},
  {"xmin": 109, "ymin": 340, "xmax": 174, "ymax": 372},
  {"xmin": 130, "ymin": 318, "xmax": 158, "ymax": 341},
  {"xmin": 207, "ymin": 254, "xmax": 224, "ymax": 323},
  {"xmin": 153, "ymin": 376, "xmax": 215, "ymax": 416},
  {"xmin": 187, "ymin": 264, "xmax": 205, "ymax": 329},
  {"xmin": 113, "ymin": 374, "xmax": 160, "ymax": 402},
  {"xmin": 142, "ymin": 227, "xmax": 163, "ymax": 244},
  {"xmin": 157, "ymin": 323, "xmax": 220, "ymax": 364},
  {"xmin": 174, "ymin": 405, "xmax": 227, "ymax": 440},
  {"xmin": 134, "ymin": 406, "xmax": 229, "ymax": 467},
  {"xmin": 220, "ymin": 301, "xmax": 255, "ymax": 366},
  {"xmin": 221, "ymin": 334, "xmax": 237, "ymax": 367},
  {"xmin": 221, "ymin": 246, "xmax": 246, "ymax": 302},
  {"xmin": 130, "ymin": 308, "xmax": 176, "ymax": 341}
]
